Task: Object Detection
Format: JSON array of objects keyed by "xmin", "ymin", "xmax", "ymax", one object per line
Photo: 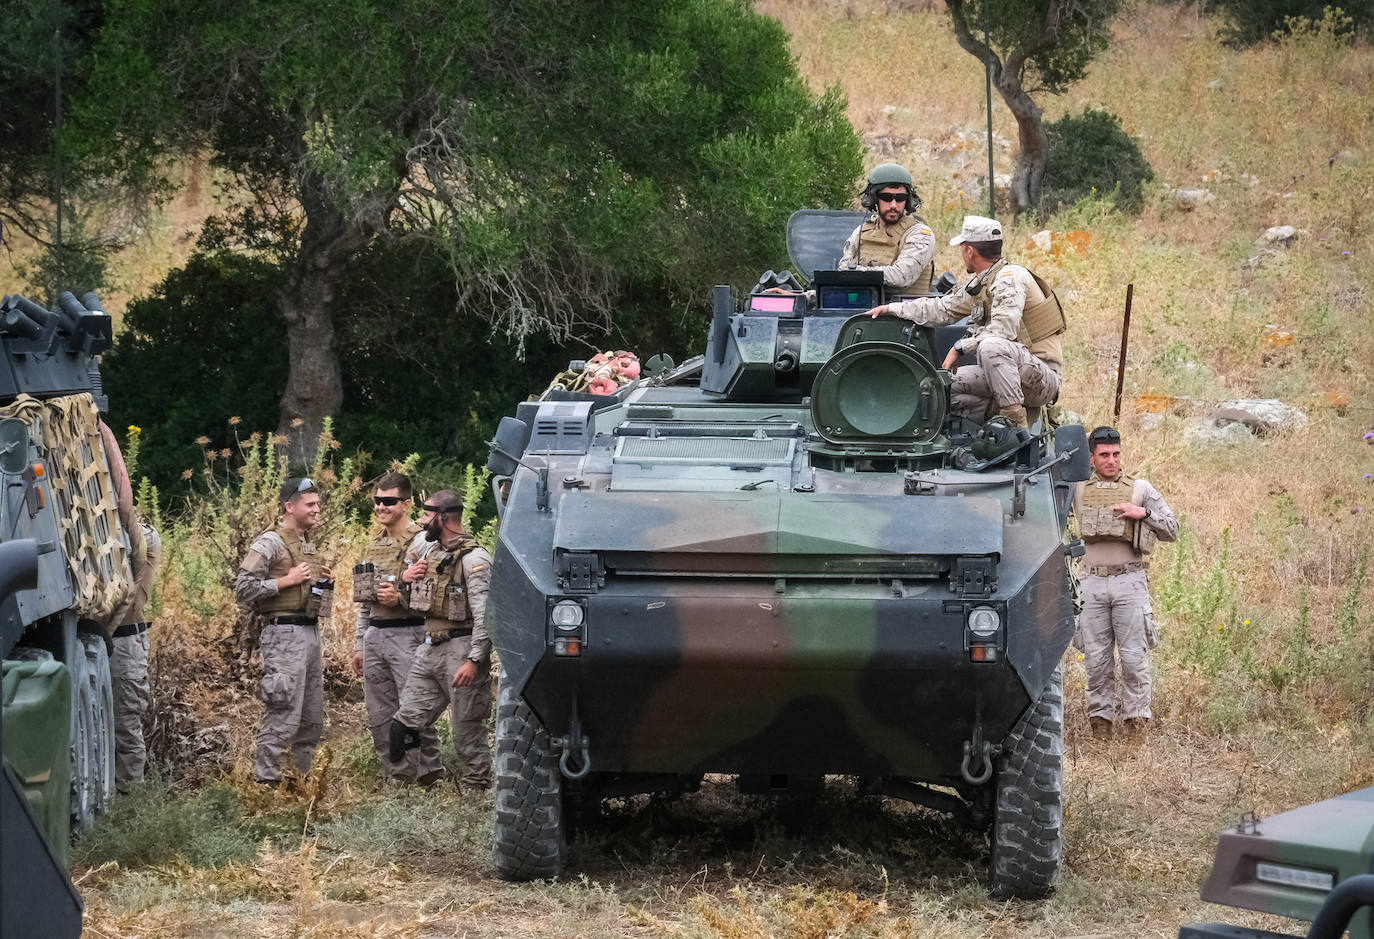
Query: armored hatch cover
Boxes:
[{"xmin": 786, "ymin": 209, "xmax": 868, "ymax": 283}]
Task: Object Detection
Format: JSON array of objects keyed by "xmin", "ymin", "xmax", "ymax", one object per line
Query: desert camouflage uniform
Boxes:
[
  {"xmin": 394, "ymin": 534, "xmax": 494, "ymax": 788},
  {"xmin": 356, "ymin": 523, "xmax": 442, "ymax": 782},
  {"xmin": 889, "ymin": 260, "xmax": 1062, "ymax": 420},
  {"xmin": 1074, "ymin": 473, "xmax": 1179, "ymax": 721},
  {"xmin": 839, "ymin": 213, "xmax": 937, "ymax": 293},
  {"xmin": 235, "ymin": 526, "xmax": 325, "ymax": 781},
  {"xmin": 110, "ymin": 521, "xmax": 160, "ymax": 788}
]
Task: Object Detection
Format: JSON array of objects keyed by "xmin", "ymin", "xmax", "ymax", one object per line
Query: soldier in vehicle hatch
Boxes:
[
  {"xmin": 864, "ymin": 215, "xmax": 1066, "ymax": 430},
  {"xmin": 388, "ymin": 490, "xmax": 494, "ymax": 789},
  {"xmin": 838, "ymin": 163, "xmax": 937, "ymax": 294},
  {"xmin": 235, "ymin": 477, "xmax": 332, "ymax": 784},
  {"xmin": 1074, "ymin": 427, "xmax": 1178, "ymax": 741},
  {"xmin": 350, "ymin": 472, "xmax": 444, "ymax": 785}
]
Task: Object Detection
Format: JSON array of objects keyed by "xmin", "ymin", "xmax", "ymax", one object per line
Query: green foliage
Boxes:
[
  {"xmin": 75, "ymin": 780, "xmax": 259, "ymax": 868},
  {"xmin": 1043, "ymin": 109, "xmax": 1154, "ymax": 214},
  {"xmin": 1205, "ymin": 1, "xmax": 1367, "ymax": 46},
  {"xmin": 102, "ymin": 251, "xmax": 287, "ymax": 492},
  {"xmin": 73, "ymin": 0, "xmax": 862, "ymax": 349},
  {"xmin": 951, "ymin": 0, "xmax": 1124, "ymax": 93}
]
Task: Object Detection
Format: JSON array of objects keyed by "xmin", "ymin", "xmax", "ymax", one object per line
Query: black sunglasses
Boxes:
[
  {"xmin": 1089, "ymin": 430, "xmax": 1121, "ymax": 444},
  {"xmin": 373, "ymin": 495, "xmax": 406, "ymax": 506},
  {"xmin": 877, "ymin": 192, "xmax": 908, "ymax": 204}
]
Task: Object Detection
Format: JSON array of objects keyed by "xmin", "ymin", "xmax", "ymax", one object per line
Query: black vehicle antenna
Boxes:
[{"xmin": 985, "ymin": 31, "xmax": 995, "ymax": 217}]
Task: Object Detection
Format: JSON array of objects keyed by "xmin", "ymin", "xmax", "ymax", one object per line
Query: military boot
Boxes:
[
  {"xmin": 998, "ymin": 404, "xmax": 1029, "ymax": 430},
  {"xmin": 1089, "ymin": 716, "xmax": 1113, "ymax": 740},
  {"xmin": 1123, "ymin": 717, "xmax": 1149, "ymax": 744}
]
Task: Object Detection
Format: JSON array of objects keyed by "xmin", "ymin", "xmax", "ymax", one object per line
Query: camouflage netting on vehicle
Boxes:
[{"xmin": 0, "ymin": 394, "xmax": 133, "ymax": 623}]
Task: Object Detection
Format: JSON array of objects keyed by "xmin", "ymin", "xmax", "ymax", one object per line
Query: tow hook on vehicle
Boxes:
[
  {"xmin": 960, "ymin": 725, "xmax": 996, "ymax": 785},
  {"xmin": 555, "ymin": 703, "xmax": 592, "ymax": 780}
]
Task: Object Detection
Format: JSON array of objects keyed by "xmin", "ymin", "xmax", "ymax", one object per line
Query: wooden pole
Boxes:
[{"xmin": 1113, "ymin": 284, "xmax": 1134, "ymax": 424}]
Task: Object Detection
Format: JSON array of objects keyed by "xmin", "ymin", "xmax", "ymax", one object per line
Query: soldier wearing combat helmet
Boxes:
[
  {"xmin": 388, "ymin": 490, "xmax": 494, "ymax": 789},
  {"xmin": 1073, "ymin": 427, "xmax": 1178, "ymax": 741},
  {"xmin": 838, "ymin": 163, "xmax": 937, "ymax": 294},
  {"xmin": 866, "ymin": 214, "xmax": 1066, "ymax": 430}
]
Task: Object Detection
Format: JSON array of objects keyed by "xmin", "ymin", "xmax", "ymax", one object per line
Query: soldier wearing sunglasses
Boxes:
[
  {"xmin": 837, "ymin": 163, "xmax": 937, "ymax": 294},
  {"xmin": 388, "ymin": 490, "xmax": 495, "ymax": 790},
  {"xmin": 349, "ymin": 472, "xmax": 444, "ymax": 785}
]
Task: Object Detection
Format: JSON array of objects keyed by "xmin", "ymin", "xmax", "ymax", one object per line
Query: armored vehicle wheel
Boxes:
[
  {"xmin": 79, "ymin": 632, "xmax": 116, "ymax": 814},
  {"xmin": 988, "ymin": 666, "xmax": 1064, "ymax": 900},
  {"xmin": 491, "ymin": 672, "xmax": 567, "ymax": 881}
]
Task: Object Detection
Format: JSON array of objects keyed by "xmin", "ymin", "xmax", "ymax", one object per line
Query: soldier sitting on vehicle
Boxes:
[
  {"xmin": 838, "ymin": 163, "xmax": 937, "ymax": 294},
  {"xmin": 865, "ymin": 215, "xmax": 1065, "ymax": 430}
]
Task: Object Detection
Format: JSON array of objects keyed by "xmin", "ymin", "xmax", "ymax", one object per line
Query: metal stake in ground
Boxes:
[{"xmin": 1113, "ymin": 283, "xmax": 1134, "ymax": 424}]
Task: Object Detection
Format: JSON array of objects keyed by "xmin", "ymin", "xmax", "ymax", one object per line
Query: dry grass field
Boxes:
[{"xmin": 46, "ymin": 2, "xmax": 1374, "ymax": 937}]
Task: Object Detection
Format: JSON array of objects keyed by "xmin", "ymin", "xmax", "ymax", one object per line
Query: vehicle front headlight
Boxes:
[
  {"xmin": 550, "ymin": 599, "xmax": 584, "ymax": 630},
  {"xmin": 967, "ymin": 606, "xmax": 1001, "ymax": 638}
]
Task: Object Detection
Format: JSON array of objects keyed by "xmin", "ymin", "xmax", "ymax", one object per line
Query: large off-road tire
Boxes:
[
  {"xmin": 491, "ymin": 672, "xmax": 567, "ymax": 881},
  {"xmin": 79, "ymin": 631, "xmax": 116, "ymax": 814},
  {"xmin": 988, "ymin": 666, "xmax": 1064, "ymax": 900}
]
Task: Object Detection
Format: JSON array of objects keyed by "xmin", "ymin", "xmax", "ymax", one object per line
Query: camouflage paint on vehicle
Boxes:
[
  {"xmin": 1181, "ymin": 787, "xmax": 1374, "ymax": 939},
  {"xmin": 487, "ymin": 211, "xmax": 1087, "ymax": 895}
]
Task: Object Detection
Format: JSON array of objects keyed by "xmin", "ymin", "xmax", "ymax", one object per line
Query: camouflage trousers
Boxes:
[
  {"xmin": 1077, "ymin": 570, "xmax": 1159, "ymax": 721},
  {"xmin": 951, "ymin": 336, "xmax": 1061, "ymax": 419},
  {"xmin": 395, "ymin": 635, "xmax": 492, "ymax": 787},
  {"xmin": 111, "ymin": 630, "xmax": 150, "ymax": 788},
  {"xmin": 255, "ymin": 623, "xmax": 324, "ymax": 782},
  {"xmin": 361, "ymin": 624, "xmax": 442, "ymax": 782}
]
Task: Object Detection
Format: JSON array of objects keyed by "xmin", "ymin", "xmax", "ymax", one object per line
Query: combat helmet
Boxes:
[{"xmin": 861, "ymin": 162, "xmax": 921, "ymax": 212}]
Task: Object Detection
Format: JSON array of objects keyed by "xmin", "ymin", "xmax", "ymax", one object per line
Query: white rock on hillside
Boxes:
[
  {"xmin": 1217, "ymin": 399, "xmax": 1309, "ymax": 434},
  {"xmin": 1260, "ymin": 225, "xmax": 1298, "ymax": 246},
  {"xmin": 1173, "ymin": 188, "xmax": 1214, "ymax": 210}
]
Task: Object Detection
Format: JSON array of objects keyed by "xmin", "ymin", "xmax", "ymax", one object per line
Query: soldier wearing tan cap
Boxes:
[{"xmin": 866, "ymin": 215, "xmax": 1066, "ymax": 429}]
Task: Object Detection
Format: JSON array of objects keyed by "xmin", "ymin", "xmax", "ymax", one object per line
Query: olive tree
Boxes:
[
  {"xmin": 76, "ymin": 0, "xmax": 861, "ymax": 461},
  {"xmin": 945, "ymin": 0, "xmax": 1124, "ymax": 215}
]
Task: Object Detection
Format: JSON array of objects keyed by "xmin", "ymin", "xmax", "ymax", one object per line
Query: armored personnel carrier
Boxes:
[
  {"xmin": 484, "ymin": 211, "xmax": 1089, "ymax": 898},
  {"xmin": 0, "ymin": 289, "xmax": 133, "ymax": 937}
]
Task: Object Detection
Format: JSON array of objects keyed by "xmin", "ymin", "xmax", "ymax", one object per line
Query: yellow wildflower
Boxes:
[{"xmin": 127, "ymin": 424, "xmax": 142, "ymax": 435}]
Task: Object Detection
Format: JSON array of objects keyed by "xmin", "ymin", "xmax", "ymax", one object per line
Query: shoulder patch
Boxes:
[
  {"xmin": 998, "ymin": 269, "xmax": 1016, "ymax": 278},
  {"xmin": 919, "ymin": 226, "xmax": 931, "ymax": 235}
]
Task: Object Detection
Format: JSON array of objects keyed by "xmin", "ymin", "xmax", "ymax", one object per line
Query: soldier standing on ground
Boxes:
[
  {"xmin": 865, "ymin": 215, "xmax": 1065, "ymax": 429},
  {"xmin": 235, "ymin": 477, "xmax": 331, "ymax": 783},
  {"xmin": 349, "ymin": 472, "xmax": 444, "ymax": 785},
  {"xmin": 388, "ymin": 490, "xmax": 494, "ymax": 790},
  {"xmin": 838, "ymin": 163, "xmax": 937, "ymax": 294},
  {"xmin": 1074, "ymin": 427, "xmax": 1178, "ymax": 741},
  {"xmin": 109, "ymin": 519, "xmax": 161, "ymax": 789}
]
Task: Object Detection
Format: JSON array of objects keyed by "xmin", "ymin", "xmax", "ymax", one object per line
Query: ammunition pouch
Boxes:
[
  {"xmin": 352, "ymin": 563, "xmax": 375, "ymax": 602},
  {"xmin": 1020, "ymin": 271, "xmax": 1067, "ymax": 344}
]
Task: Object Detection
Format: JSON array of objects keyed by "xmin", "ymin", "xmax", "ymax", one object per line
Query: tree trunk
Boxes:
[
  {"xmin": 274, "ymin": 180, "xmax": 378, "ymax": 467},
  {"xmin": 996, "ymin": 75, "xmax": 1048, "ymax": 217}
]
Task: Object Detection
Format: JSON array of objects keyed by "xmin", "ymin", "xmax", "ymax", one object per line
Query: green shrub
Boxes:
[
  {"xmin": 75, "ymin": 781, "xmax": 259, "ymax": 868},
  {"xmin": 1042, "ymin": 108, "xmax": 1154, "ymax": 214},
  {"xmin": 1205, "ymin": 1, "xmax": 1366, "ymax": 46}
]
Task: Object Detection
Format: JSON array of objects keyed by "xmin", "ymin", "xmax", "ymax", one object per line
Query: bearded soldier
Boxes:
[
  {"xmin": 838, "ymin": 163, "xmax": 937, "ymax": 294},
  {"xmin": 388, "ymin": 490, "xmax": 494, "ymax": 789},
  {"xmin": 866, "ymin": 215, "xmax": 1065, "ymax": 429},
  {"xmin": 349, "ymin": 472, "xmax": 444, "ymax": 785},
  {"xmin": 1074, "ymin": 427, "xmax": 1178, "ymax": 741},
  {"xmin": 235, "ymin": 477, "xmax": 331, "ymax": 783}
]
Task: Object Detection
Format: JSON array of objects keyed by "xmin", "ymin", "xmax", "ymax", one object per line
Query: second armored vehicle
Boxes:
[{"xmin": 484, "ymin": 212, "xmax": 1088, "ymax": 898}]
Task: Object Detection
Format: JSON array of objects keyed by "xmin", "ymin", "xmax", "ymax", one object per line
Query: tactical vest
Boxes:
[
  {"xmin": 360, "ymin": 522, "xmax": 421, "ymax": 621},
  {"xmin": 407, "ymin": 535, "xmax": 481, "ymax": 627},
  {"xmin": 858, "ymin": 214, "xmax": 934, "ymax": 294},
  {"xmin": 258, "ymin": 526, "xmax": 322, "ymax": 615},
  {"xmin": 1075, "ymin": 472, "xmax": 1157, "ymax": 555},
  {"xmin": 1013, "ymin": 269, "xmax": 1066, "ymax": 371}
]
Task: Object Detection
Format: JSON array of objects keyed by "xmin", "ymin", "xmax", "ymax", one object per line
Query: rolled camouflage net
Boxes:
[{"xmin": 0, "ymin": 393, "xmax": 133, "ymax": 623}]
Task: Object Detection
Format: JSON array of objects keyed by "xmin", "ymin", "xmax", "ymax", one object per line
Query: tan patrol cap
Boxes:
[{"xmin": 949, "ymin": 215, "xmax": 1003, "ymax": 246}]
